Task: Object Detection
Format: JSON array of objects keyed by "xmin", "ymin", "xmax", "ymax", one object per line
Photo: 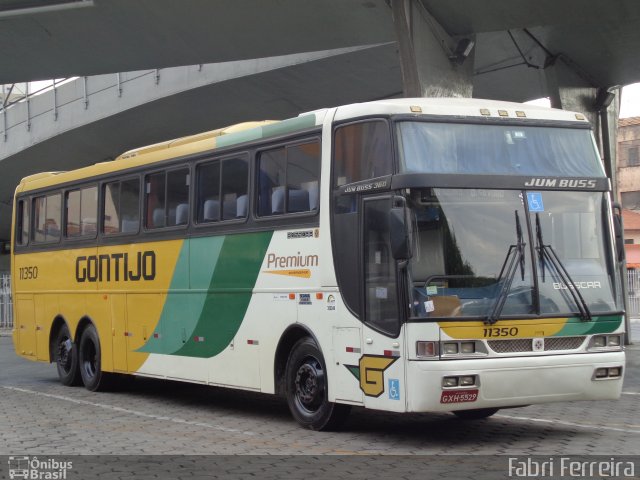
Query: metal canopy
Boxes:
[
  {"xmin": 2, "ymin": 0, "xmax": 640, "ymax": 101},
  {"xmin": 0, "ymin": 0, "xmax": 395, "ymax": 82}
]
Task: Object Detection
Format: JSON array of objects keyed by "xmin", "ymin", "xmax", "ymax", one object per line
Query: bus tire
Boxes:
[
  {"xmin": 285, "ymin": 337, "xmax": 350, "ymax": 431},
  {"xmin": 453, "ymin": 408, "xmax": 499, "ymax": 420},
  {"xmin": 78, "ymin": 324, "xmax": 111, "ymax": 392},
  {"xmin": 54, "ymin": 323, "xmax": 81, "ymax": 386}
]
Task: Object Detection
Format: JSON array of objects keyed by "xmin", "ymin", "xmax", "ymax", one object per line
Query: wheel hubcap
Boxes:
[
  {"xmin": 294, "ymin": 357, "xmax": 324, "ymax": 412},
  {"xmin": 82, "ymin": 341, "xmax": 97, "ymax": 379},
  {"xmin": 57, "ymin": 338, "xmax": 72, "ymax": 373}
]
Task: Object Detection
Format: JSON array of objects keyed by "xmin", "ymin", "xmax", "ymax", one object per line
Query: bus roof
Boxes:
[
  {"xmin": 333, "ymin": 97, "xmax": 590, "ymax": 123},
  {"xmin": 17, "ymin": 98, "xmax": 589, "ymax": 192},
  {"xmin": 18, "ymin": 115, "xmax": 320, "ymax": 192}
]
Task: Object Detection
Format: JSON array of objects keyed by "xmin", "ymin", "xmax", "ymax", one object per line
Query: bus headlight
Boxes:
[
  {"xmin": 442, "ymin": 375, "xmax": 478, "ymax": 388},
  {"xmin": 460, "ymin": 342, "xmax": 475, "ymax": 354},
  {"xmin": 607, "ymin": 336, "xmax": 621, "ymax": 347},
  {"xmin": 593, "ymin": 366, "xmax": 623, "ymax": 380},
  {"xmin": 595, "ymin": 368, "xmax": 608, "ymax": 378},
  {"xmin": 588, "ymin": 334, "xmax": 623, "ymax": 351},
  {"xmin": 459, "ymin": 375, "xmax": 476, "ymax": 386},
  {"xmin": 416, "ymin": 341, "xmax": 437, "ymax": 358},
  {"xmin": 439, "ymin": 340, "xmax": 488, "ymax": 358},
  {"xmin": 443, "ymin": 376, "xmax": 459, "ymax": 388},
  {"xmin": 443, "ymin": 343, "xmax": 459, "ymax": 355},
  {"xmin": 608, "ymin": 367, "xmax": 622, "ymax": 377}
]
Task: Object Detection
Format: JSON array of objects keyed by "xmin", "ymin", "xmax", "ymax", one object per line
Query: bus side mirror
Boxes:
[
  {"xmin": 612, "ymin": 203, "xmax": 625, "ymax": 263},
  {"xmin": 389, "ymin": 206, "xmax": 412, "ymax": 261}
]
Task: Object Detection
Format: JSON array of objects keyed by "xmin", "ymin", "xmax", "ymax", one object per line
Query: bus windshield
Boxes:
[
  {"xmin": 408, "ymin": 188, "xmax": 621, "ymax": 320},
  {"xmin": 396, "ymin": 122, "xmax": 606, "ymax": 177}
]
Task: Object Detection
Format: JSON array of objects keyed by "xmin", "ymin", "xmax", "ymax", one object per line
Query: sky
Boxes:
[{"xmin": 620, "ymin": 83, "xmax": 640, "ymax": 118}]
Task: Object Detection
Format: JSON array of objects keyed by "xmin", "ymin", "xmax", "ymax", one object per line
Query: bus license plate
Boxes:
[{"xmin": 440, "ymin": 389, "xmax": 478, "ymax": 404}]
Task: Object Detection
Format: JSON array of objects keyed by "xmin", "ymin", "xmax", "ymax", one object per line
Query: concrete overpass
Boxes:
[
  {"xmin": 0, "ymin": 44, "xmax": 401, "ymax": 242},
  {"xmin": 3, "ymin": 0, "xmax": 640, "ymax": 101}
]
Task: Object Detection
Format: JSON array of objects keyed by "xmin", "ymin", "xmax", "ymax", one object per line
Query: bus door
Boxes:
[
  {"xmin": 110, "ymin": 294, "xmax": 128, "ymax": 372},
  {"xmin": 360, "ymin": 196, "xmax": 407, "ymax": 412},
  {"xmin": 14, "ymin": 296, "xmax": 36, "ymax": 358}
]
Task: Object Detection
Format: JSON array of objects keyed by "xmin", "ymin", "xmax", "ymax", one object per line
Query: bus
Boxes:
[{"xmin": 11, "ymin": 98, "xmax": 626, "ymax": 430}]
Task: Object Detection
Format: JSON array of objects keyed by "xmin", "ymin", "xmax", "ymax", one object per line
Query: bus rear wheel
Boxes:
[
  {"xmin": 453, "ymin": 408, "xmax": 499, "ymax": 420},
  {"xmin": 78, "ymin": 324, "xmax": 110, "ymax": 392},
  {"xmin": 285, "ymin": 337, "xmax": 350, "ymax": 431},
  {"xmin": 54, "ymin": 324, "xmax": 80, "ymax": 386}
]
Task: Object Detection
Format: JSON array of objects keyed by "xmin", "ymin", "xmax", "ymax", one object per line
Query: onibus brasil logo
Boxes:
[{"xmin": 8, "ymin": 456, "xmax": 73, "ymax": 479}]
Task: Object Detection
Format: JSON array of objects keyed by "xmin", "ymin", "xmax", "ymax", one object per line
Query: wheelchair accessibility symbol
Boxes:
[
  {"xmin": 388, "ymin": 379, "xmax": 400, "ymax": 400},
  {"xmin": 527, "ymin": 192, "xmax": 544, "ymax": 212}
]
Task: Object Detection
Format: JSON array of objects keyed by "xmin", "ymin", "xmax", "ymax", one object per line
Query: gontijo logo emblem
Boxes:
[{"xmin": 345, "ymin": 355, "xmax": 398, "ymax": 397}]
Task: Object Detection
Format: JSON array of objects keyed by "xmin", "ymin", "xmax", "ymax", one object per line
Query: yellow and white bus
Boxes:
[{"xmin": 12, "ymin": 98, "xmax": 626, "ymax": 430}]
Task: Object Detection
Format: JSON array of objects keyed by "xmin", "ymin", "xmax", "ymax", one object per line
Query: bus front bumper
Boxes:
[{"xmin": 406, "ymin": 351, "xmax": 625, "ymax": 413}]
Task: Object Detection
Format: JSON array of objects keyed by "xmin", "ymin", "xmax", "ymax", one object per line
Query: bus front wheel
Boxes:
[
  {"xmin": 285, "ymin": 337, "xmax": 350, "ymax": 431},
  {"xmin": 54, "ymin": 323, "xmax": 80, "ymax": 386},
  {"xmin": 78, "ymin": 324, "xmax": 110, "ymax": 392}
]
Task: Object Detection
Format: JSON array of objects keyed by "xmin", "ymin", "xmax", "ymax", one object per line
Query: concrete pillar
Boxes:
[
  {"xmin": 392, "ymin": 0, "xmax": 474, "ymax": 98},
  {"xmin": 545, "ymin": 59, "xmax": 600, "ymax": 128},
  {"xmin": 601, "ymin": 91, "xmax": 621, "ymax": 197},
  {"xmin": 545, "ymin": 58, "xmax": 620, "ymax": 196},
  {"xmin": 546, "ymin": 59, "xmax": 629, "ymax": 342}
]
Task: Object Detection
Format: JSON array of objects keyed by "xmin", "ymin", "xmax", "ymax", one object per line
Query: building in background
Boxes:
[
  {"xmin": 622, "ymin": 209, "xmax": 640, "ymax": 269},
  {"xmin": 618, "ymin": 118, "xmax": 640, "ymax": 318},
  {"xmin": 617, "ymin": 117, "xmax": 640, "ymax": 211},
  {"xmin": 616, "ymin": 117, "xmax": 640, "ymax": 263}
]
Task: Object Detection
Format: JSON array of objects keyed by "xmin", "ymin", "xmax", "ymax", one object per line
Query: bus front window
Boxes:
[
  {"xmin": 530, "ymin": 190, "xmax": 620, "ymax": 316},
  {"xmin": 409, "ymin": 189, "xmax": 534, "ymax": 319},
  {"xmin": 408, "ymin": 189, "xmax": 621, "ymax": 320}
]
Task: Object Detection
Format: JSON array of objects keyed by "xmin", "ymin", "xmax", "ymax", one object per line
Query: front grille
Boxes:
[
  {"xmin": 487, "ymin": 339, "xmax": 532, "ymax": 353},
  {"xmin": 545, "ymin": 336, "xmax": 586, "ymax": 350},
  {"xmin": 487, "ymin": 336, "xmax": 586, "ymax": 354}
]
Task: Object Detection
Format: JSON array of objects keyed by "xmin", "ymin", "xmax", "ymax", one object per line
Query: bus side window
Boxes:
[
  {"xmin": 120, "ymin": 179, "xmax": 140, "ymax": 233},
  {"xmin": 32, "ymin": 193, "xmax": 61, "ymax": 243},
  {"xmin": 166, "ymin": 168, "xmax": 189, "ymax": 227},
  {"xmin": 144, "ymin": 169, "xmax": 189, "ymax": 229},
  {"xmin": 197, "ymin": 154, "xmax": 249, "ymax": 224},
  {"xmin": 287, "ymin": 143, "xmax": 319, "ymax": 213},
  {"xmin": 258, "ymin": 147, "xmax": 286, "ymax": 216},
  {"xmin": 197, "ymin": 161, "xmax": 221, "ymax": 222},
  {"xmin": 333, "ymin": 120, "xmax": 392, "ymax": 187},
  {"xmin": 221, "ymin": 155, "xmax": 249, "ymax": 220},
  {"xmin": 15, "ymin": 199, "xmax": 29, "ymax": 246},
  {"xmin": 257, "ymin": 141, "xmax": 319, "ymax": 217},
  {"xmin": 145, "ymin": 172, "xmax": 166, "ymax": 229},
  {"xmin": 103, "ymin": 178, "xmax": 140, "ymax": 235},
  {"xmin": 65, "ymin": 186, "xmax": 97, "ymax": 238}
]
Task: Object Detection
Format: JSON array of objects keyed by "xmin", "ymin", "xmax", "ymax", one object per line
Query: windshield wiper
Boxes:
[
  {"xmin": 535, "ymin": 213, "xmax": 592, "ymax": 321},
  {"xmin": 486, "ymin": 211, "xmax": 526, "ymax": 325}
]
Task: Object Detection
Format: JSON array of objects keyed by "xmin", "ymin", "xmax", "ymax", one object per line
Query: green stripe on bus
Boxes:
[
  {"xmin": 554, "ymin": 315, "xmax": 623, "ymax": 336},
  {"xmin": 214, "ymin": 114, "xmax": 317, "ymax": 150},
  {"xmin": 215, "ymin": 128, "xmax": 263, "ymax": 149},
  {"xmin": 172, "ymin": 231, "xmax": 273, "ymax": 358},
  {"xmin": 260, "ymin": 115, "xmax": 317, "ymax": 138},
  {"xmin": 138, "ymin": 236, "xmax": 225, "ymax": 355}
]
